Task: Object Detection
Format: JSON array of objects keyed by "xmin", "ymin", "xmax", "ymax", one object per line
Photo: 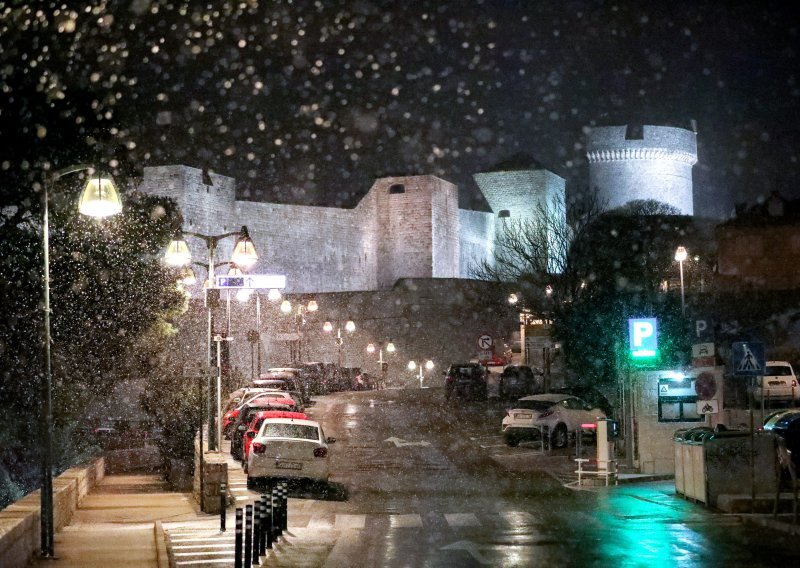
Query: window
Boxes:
[
  {"xmin": 658, "ymin": 397, "xmax": 702, "ymax": 422},
  {"xmin": 498, "ymin": 209, "xmax": 511, "ymax": 218},
  {"xmin": 260, "ymin": 423, "xmax": 319, "ymax": 440},
  {"xmin": 388, "ymin": 183, "xmax": 405, "ymax": 194}
]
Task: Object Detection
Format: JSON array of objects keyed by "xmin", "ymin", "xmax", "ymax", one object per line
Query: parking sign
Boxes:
[{"xmin": 629, "ymin": 318, "xmax": 658, "ymax": 359}]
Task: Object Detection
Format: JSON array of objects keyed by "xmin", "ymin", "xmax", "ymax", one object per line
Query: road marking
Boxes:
[
  {"xmin": 390, "ymin": 514, "xmax": 423, "ymax": 528},
  {"xmin": 174, "ymin": 550, "xmax": 236, "ymax": 556},
  {"xmin": 176, "ymin": 561, "xmax": 235, "ymax": 566},
  {"xmin": 335, "ymin": 514, "xmax": 366, "ymax": 529},
  {"xmin": 444, "ymin": 513, "xmax": 481, "ymax": 527},
  {"xmin": 440, "ymin": 540, "xmax": 491, "ymax": 564},
  {"xmin": 385, "ymin": 436, "xmax": 431, "ymax": 447},
  {"xmin": 308, "ymin": 513, "xmax": 335, "ymax": 529}
]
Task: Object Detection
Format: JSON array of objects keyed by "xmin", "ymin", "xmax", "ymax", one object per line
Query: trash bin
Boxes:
[
  {"xmin": 673, "ymin": 429, "xmax": 689, "ymax": 497},
  {"xmin": 674, "ymin": 427, "xmax": 713, "ymax": 503}
]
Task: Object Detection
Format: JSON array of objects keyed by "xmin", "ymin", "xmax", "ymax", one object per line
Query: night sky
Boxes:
[{"xmin": 2, "ymin": 1, "xmax": 798, "ymax": 218}]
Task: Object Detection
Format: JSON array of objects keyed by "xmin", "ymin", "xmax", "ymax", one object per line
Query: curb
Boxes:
[
  {"xmin": 741, "ymin": 514, "xmax": 800, "ymax": 536},
  {"xmin": 155, "ymin": 520, "xmax": 170, "ymax": 568}
]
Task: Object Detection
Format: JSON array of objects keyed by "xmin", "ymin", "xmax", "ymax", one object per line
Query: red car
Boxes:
[
  {"xmin": 242, "ymin": 410, "xmax": 308, "ymax": 462},
  {"xmin": 223, "ymin": 391, "xmax": 295, "ymax": 438}
]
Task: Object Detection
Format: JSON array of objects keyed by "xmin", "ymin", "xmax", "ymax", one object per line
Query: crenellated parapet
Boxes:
[{"xmin": 586, "ymin": 147, "xmax": 698, "ymax": 165}]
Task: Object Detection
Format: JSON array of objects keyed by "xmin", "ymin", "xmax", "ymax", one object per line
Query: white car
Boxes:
[
  {"xmin": 246, "ymin": 418, "xmax": 334, "ymax": 487},
  {"xmin": 501, "ymin": 393, "xmax": 606, "ymax": 448},
  {"xmin": 754, "ymin": 361, "xmax": 798, "ymax": 402}
]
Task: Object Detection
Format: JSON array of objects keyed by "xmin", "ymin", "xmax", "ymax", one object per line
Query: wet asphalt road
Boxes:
[{"xmin": 255, "ymin": 387, "xmax": 800, "ymax": 567}]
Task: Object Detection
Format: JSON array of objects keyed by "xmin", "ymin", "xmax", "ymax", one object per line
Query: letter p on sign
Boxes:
[{"xmin": 629, "ymin": 318, "xmax": 658, "ymax": 358}]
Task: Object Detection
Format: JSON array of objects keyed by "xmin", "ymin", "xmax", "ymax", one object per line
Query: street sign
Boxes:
[
  {"xmin": 698, "ymin": 399, "xmax": 719, "ymax": 414},
  {"xmin": 215, "ymin": 274, "xmax": 287, "ymax": 289},
  {"xmin": 628, "ymin": 318, "xmax": 658, "ymax": 358},
  {"xmin": 732, "ymin": 341, "xmax": 765, "ymax": 376},
  {"xmin": 477, "ymin": 334, "xmax": 493, "ymax": 350},
  {"xmin": 694, "ymin": 372, "xmax": 717, "ymax": 400},
  {"xmin": 695, "ymin": 318, "xmax": 714, "ymax": 341},
  {"xmin": 691, "ymin": 343, "xmax": 715, "ymax": 358}
]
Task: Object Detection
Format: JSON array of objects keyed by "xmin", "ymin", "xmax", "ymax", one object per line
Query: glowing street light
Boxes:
[
  {"xmin": 675, "ymin": 246, "xmax": 688, "ymax": 315},
  {"xmin": 324, "ymin": 320, "xmax": 356, "ymax": 367},
  {"xmin": 40, "ymin": 165, "xmax": 121, "ymax": 557}
]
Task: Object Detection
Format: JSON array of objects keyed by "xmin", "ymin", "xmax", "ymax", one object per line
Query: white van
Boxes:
[{"xmin": 755, "ymin": 361, "xmax": 798, "ymax": 402}]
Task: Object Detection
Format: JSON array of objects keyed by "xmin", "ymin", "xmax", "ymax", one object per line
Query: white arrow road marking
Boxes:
[
  {"xmin": 384, "ymin": 437, "xmax": 431, "ymax": 447},
  {"xmin": 440, "ymin": 540, "xmax": 492, "ymax": 565}
]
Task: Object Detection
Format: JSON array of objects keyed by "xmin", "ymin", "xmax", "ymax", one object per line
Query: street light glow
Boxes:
[
  {"xmin": 508, "ymin": 293, "xmax": 518, "ymax": 305},
  {"xmin": 280, "ymin": 300, "xmax": 292, "ymax": 314},
  {"xmin": 164, "ymin": 238, "xmax": 191, "ymax": 267},
  {"xmin": 307, "ymin": 300, "xmax": 318, "ymax": 311},
  {"xmin": 323, "ymin": 321, "xmax": 333, "ymax": 332},
  {"xmin": 231, "ymin": 225, "xmax": 259, "ymax": 268},
  {"xmin": 408, "ymin": 360, "xmax": 417, "ymax": 371},
  {"xmin": 425, "ymin": 360, "xmax": 434, "ymax": 371},
  {"xmin": 386, "ymin": 341, "xmax": 396, "ymax": 353},
  {"xmin": 179, "ymin": 266, "xmax": 197, "ymax": 285},
  {"xmin": 675, "ymin": 246, "xmax": 688, "ymax": 262},
  {"xmin": 267, "ymin": 288, "xmax": 281, "ymax": 302},
  {"xmin": 345, "ymin": 320, "xmax": 356, "ymax": 332},
  {"xmin": 366, "ymin": 343, "xmax": 376, "ymax": 353},
  {"xmin": 78, "ymin": 174, "xmax": 122, "ymax": 218}
]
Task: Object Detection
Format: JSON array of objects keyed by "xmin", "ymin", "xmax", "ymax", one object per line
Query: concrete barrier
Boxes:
[{"xmin": 0, "ymin": 457, "xmax": 105, "ymax": 568}]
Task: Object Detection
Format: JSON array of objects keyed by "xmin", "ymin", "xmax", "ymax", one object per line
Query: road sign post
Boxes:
[{"xmin": 732, "ymin": 341, "xmax": 764, "ymax": 508}]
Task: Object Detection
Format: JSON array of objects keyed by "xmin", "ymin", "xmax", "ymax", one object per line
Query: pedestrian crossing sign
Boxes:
[{"xmin": 731, "ymin": 341, "xmax": 764, "ymax": 377}]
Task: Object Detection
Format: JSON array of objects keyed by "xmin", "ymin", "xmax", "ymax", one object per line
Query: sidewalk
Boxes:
[{"xmin": 29, "ymin": 474, "xmax": 198, "ymax": 568}]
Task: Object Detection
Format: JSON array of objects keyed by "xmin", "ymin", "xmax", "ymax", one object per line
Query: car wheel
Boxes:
[{"xmin": 551, "ymin": 424, "xmax": 568, "ymax": 449}]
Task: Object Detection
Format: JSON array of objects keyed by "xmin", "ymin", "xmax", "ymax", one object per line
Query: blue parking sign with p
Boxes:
[{"xmin": 629, "ymin": 318, "xmax": 658, "ymax": 358}]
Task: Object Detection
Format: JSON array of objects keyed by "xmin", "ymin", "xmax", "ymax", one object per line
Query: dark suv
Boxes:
[
  {"xmin": 498, "ymin": 365, "xmax": 543, "ymax": 399},
  {"xmin": 445, "ymin": 363, "xmax": 488, "ymax": 400}
]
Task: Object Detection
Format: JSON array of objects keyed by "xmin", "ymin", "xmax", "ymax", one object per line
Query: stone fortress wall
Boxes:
[
  {"xmin": 136, "ymin": 124, "xmax": 696, "ymax": 294},
  {"xmin": 586, "ymin": 124, "xmax": 698, "ymax": 215}
]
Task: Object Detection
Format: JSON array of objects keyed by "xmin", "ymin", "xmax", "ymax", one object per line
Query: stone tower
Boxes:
[
  {"xmin": 586, "ymin": 124, "xmax": 698, "ymax": 215},
  {"xmin": 473, "ymin": 161, "xmax": 566, "ymax": 273}
]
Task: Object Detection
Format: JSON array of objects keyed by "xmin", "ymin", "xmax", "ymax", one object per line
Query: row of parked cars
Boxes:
[
  {"xmin": 443, "ymin": 362, "xmax": 613, "ymax": 448},
  {"xmin": 222, "ymin": 371, "xmax": 335, "ymax": 487}
]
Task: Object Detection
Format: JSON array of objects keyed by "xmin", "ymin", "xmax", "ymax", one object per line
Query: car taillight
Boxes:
[
  {"xmin": 446, "ymin": 375, "xmax": 455, "ymax": 383},
  {"xmin": 793, "ymin": 379, "xmax": 797, "ymax": 387},
  {"xmin": 252, "ymin": 443, "xmax": 266, "ymax": 454},
  {"xmin": 313, "ymin": 447, "xmax": 328, "ymax": 458}
]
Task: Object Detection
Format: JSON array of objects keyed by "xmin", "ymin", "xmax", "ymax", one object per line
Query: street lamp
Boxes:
[
  {"xmin": 675, "ymin": 246, "xmax": 688, "ymax": 315},
  {"xmin": 41, "ymin": 165, "xmax": 122, "ymax": 557},
  {"xmin": 281, "ymin": 299, "xmax": 319, "ymax": 362},
  {"xmin": 366, "ymin": 340, "xmax": 396, "ymax": 389},
  {"xmin": 323, "ymin": 319, "xmax": 356, "ymax": 368},
  {"xmin": 408, "ymin": 359, "xmax": 434, "ymax": 388},
  {"xmin": 164, "ymin": 225, "xmax": 258, "ymax": 451}
]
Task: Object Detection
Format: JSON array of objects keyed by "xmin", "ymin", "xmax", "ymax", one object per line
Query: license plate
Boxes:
[
  {"xmin": 769, "ymin": 381, "xmax": 784, "ymax": 386},
  {"xmin": 276, "ymin": 461, "xmax": 302, "ymax": 470},
  {"xmin": 514, "ymin": 412, "xmax": 533, "ymax": 419}
]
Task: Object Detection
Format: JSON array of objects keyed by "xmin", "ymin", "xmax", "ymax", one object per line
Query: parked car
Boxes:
[
  {"xmin": 444, "ymin": 363, "xmax": 488, "ymax": 400},
  {"xmin": 353, "ymin": 371, "xmax": 377, "ymax": 391},
  {"xmin": 754, "ymin": 361, "xmax": 799, "ymax": 402},
  {"xmin": 296, "ymin": 362, "xmax": 326, "ymax": 395},
  {"xmin": 222, "ymin": 390, "xmax": 295, "ymax": 438},
  {"xmin": 498, "ymin": 365, "xmax": 543, "ymax": 399},
  {"xmin": 242, "ymin": 410, "xmax": 308, "ymax": 464},
  {"xmin": 254, "ymin": 372, "xmax": 308, "ymax": 408},
  {"xmin": 246, "ymin": 418, "xmax": 336, "ymax": 488},
  {"xmin": 502, "ymin": 393, "xmax": 606, "ymax": 448},
  {"xmin": 553, "ymin": 385, "xmax": 614, "ymax": 418},
  {"xmin": 764, "ymin": 409, "xmax": 800, "ymax": 469},
  {"xmin": 230, "ymin": 398, "xmax": 296, "ymax": 461}
]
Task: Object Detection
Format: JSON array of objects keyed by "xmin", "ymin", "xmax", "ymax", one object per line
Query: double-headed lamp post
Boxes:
[
  {"xmin": 366, "ymin": 340, "xmax": 395, "ymax": 388},
  {"xmin": 323, "ymin": 319, "xmax": 355, "ymax": 368},
  {"xmin": 165, "ymin": 226, "xmax": 258, "ymax": 451},
  {"xmin": 41, "ymin": 166, "xmax": 122, "ymax": 557},
  {"xmin": 281, "ymin": 299, "xmax": 318, "ymax": 362},
  {"xmin": 408, "ymin": 359, "xmax": 435, "ymax": 388},
  {"xmin": 675, "ymin": 246, "xmax": 688, "ymax": 315}
]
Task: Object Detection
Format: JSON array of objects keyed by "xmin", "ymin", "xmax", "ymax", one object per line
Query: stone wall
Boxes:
[
  {"xmin": 586, "ymin": 124, "xmax": 697, "ymax": 215},
  {"xmin": 0, "ymin": 458, "xmax": 105, "ymax": 568},
  {"xmin": 458, "ymin": 209, "xmax": 494, "ymax": 278}
]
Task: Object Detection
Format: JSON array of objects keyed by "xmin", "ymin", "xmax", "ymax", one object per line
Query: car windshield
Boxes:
[
  {"xmin": 450, "ymin": 366, "xmax": 482, "ymax": 377},
  {"xmin": 765, "ymin": 366, "xmax": 792, "ymax": 376},
  {"xmin": 260, "ymin": 423, "xmax": 319, "ymax": 441}
]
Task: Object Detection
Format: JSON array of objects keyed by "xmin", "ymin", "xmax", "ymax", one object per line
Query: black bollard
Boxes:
[
  {"xmin": 244, "ymin": 504, "xmax": 253, "ymax": 568},
  {"xmin": 259, "ymin": 494, "xmax": 268, "ymax": 554},
  {"xmin": 264, "ymin": 494, "xmax": 273, "ymax": 549},
  {"xmin": 234, "ymin": 508, "xmax": 243, "ymax": 568},
  {"xmin": 220, "ymin": 482, "xmax": 227, "ymax": 532},
  {"xmin": 281, "ymin": 483, "xmax": 289, "ymax": 532},
  {"xmin": 272, "ymin": 488, "xmax": 282, "ymax": 538},
  {"xmin": 252, "ymin": 500, "xmax": 261, "ymax": 565}
]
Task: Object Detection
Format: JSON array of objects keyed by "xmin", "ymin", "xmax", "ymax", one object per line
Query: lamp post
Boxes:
[
  {"xmin": 408, "ymin": 359, "xmax": 435, "ymax": 388},
  {"xmin": 165, "ymin": 226, "xmax": 258, "ymax": 451},
  {"xmin": 675, "ymin": 246, "xmax": 688, "ymax": 315},
  {"xmin": 41, "ymin": 165, "xmax": 122, "ymax": 557},
  {"xmin": 323, "ymin": 319, "xmax": 355, "ymax": 368},
  {"xmin": 281, "ymin": 299, "xmax": 318, "ymax": 362},
  {"xmin": 366, "ymin": 340, "xmax": 395, "ymax": 389}
]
